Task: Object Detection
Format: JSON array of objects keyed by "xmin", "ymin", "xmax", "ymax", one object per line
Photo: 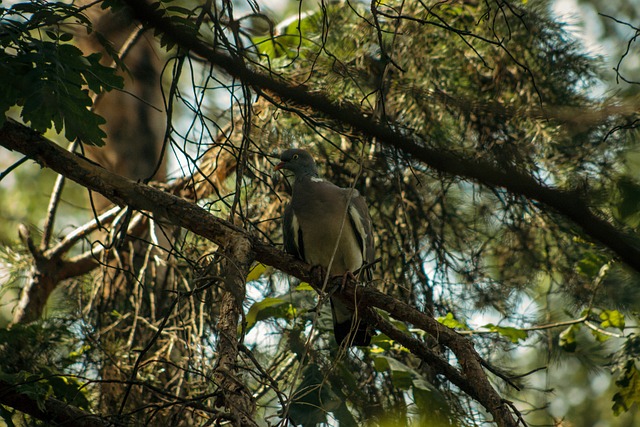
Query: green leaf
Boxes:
[
  {"xmin": 591, "ymin": 329, "xmax": 610, "ymax": 343},
  {"xmin": 436, "ymin": 312, "xmax": 468, "ymax": 330},
  {"xmin": 413, "ymin": 382, "xmax": 453, "ymax": 426},
  {"xmin": 370, "ymin": 333, "xmax": 393, "ymax": 351},
  {"xmin": 482, "ymin": 324, "xmax": 528, "ymax": 343},
  {"xmin": 244, "ymin": 297, "xmax": 293, "ymax": 332},
  {"xmin": 559, "ymin": 324, "xmax": 580, "ymax": 352},
  {"xmin": 251, "ymin": 11, "xmax": 319, "ymax": 59},
  {"xmin": 372, "ymin": 356, "xmax": 426, "ymax": 390},
  {"xmin": 372, "ymin": 355, "xmax": 390, "ymax": 372},
  {"xmin": 295, "ymin": 282, "xmax": 314, "ymax": 291},
  {"xmin": 0, "ymin": 405, "xmax": 15, "ymax": 427},
  {"xmin": 246, "ymin": 263, "xmax": 267, "ymax": 282},
  {"xmin": 600, "ymin": 310, "xmax": 625, "ymax": 331},
  {"xmin": 615, "ymin": 177, "xmax": 640, "ymax": 227},
  {"xmin": 576, "ymin": 251, "xmax": 608, "ymax": 278},
  {"xmin": 613, "ymin": 362, "xmax": 640, "ymax": 415},
  {"xmin": 82, "ymin": 52, "xmax": 124, "ymax": 94},
  {"xmin": 59, "ymin": 32, "xmax": 73, "ymax": 42},
  {"xmin": 288, "ymin": 364, "xmax": 337, "ymax": 425},
  {"xmin": 1, "ymin": 37, "xmax": 122, "ymax": 146},
  {"xmin": 0, "ymin": 369, "xmax": 90, "ymax": 412},
  {"xmin": 46, "ymin": 375, "xmax": 91, "ymax": 410},
  {"xmin": 10, "ymin": 3, "xmax": 41, "ymax": 13}
]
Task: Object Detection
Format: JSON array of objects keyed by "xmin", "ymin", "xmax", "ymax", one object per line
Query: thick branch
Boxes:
[
  {"xmin": 10, "ymin": 206, "xmax": 143, "ymax": 325},
  {"xmin": 356, "ymin": 292, "xmax": 515, "ymax": 427},
  {"xmin": 367, "ymin": 312, "xmax": 515, "ymax": 427},
  {"xmin": 12, "ymin": 224, "xmax": 99, "ymax": 324},
  {"xmin": 0, "ymin": 119, "xmax": 517, "ymax": 426},
  {"xmin": 0, "ymin": 118, "xmax": 247, "ymax": 267},
  {"xmin": 214, "ymin": 237, "xmax": 258, "ymax": 427},
  {"xmin": 122, "ymin": 0, "xmax": 640, "ymax": 274}
]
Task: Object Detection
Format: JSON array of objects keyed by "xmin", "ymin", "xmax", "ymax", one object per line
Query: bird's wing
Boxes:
[
  {"xmin": 348, "ymin": 191, "xmax": 375, "ymax": 277},
  {"xmin": 283, "ymin": 203, "xmax": 305, "ymax": 260}
]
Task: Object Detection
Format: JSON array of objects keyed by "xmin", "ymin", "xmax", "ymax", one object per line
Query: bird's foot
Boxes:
[
  {"xmin": 341, "ymin": 271, "xmax": 357, "ymax": 289},
  {"xmin": 326, "ymin": 271, "xmax": 357, "ymax": 297}
]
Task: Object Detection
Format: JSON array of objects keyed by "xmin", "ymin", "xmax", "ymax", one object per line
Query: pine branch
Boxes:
[
  {"xmin": 0, "ymin": 117, "xmax": 519, "ymax": 427},
  {"xmin": 122, "ymin": 0, "xmax": 640, "ymax": 275}
]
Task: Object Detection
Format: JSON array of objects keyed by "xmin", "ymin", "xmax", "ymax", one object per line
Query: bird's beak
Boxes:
[{"xmin": 274, "ymin": 161, "xmax": 285, "ymax": 171}]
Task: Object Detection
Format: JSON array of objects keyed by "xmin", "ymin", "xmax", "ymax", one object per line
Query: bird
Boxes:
[{"xmin": 275, "ymin": 148, "xmax": 375, "ymax": 346}]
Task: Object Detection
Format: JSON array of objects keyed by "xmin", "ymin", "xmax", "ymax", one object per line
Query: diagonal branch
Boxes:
[
  {"xmin": 121, "ymin": 0, "xmax": 640, "ymax": 275},
  {"xmin": 0, "ymin": 118, "xmax": 518, "ymax": 427}
]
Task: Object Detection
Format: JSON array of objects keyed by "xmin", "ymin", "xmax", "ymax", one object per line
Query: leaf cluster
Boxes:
[
  {"xmin": 2, "ymin": 0, "xmax": 640, "ymax": 426},
  {"xmin": 0, "ymin": 2, "xmax": 124, "ymax": 145},
  {"xmin": 0, "ymin": 320, "xmax": 90, "ymax": 425}
]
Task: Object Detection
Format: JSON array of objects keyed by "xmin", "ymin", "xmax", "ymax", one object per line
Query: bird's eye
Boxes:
[{"xmin": 293, "ymin": 154, "xmax": 299, "ymax": 160}]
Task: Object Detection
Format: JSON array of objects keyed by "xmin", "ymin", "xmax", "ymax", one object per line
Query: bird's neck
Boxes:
[{"xmin": 295, "ymin": 171, "xmax": 320, "ymax": 183}]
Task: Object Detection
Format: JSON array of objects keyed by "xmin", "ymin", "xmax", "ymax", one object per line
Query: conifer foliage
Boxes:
[{"xmin": 1, "ymin": 0, "xmax": 639, "ymax": 426}]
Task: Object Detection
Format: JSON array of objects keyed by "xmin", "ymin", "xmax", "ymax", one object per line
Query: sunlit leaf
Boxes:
[
  {"xmin": 600, "ymin": 310, "xmax": 625, "ymax": 331},
  {"xmin": 559, "ymin": 324, "xmax": 580, "ymax": 352},
  {"xmin": 591, "ymin": 329, "xmax": 610, "ymax": 342},
  {"xmin": 244, "ymin": 297, "xmax": 293, "ymax": 332},
  {"xmin": 295, "ymin": 282, "xmax": 314, "ymax": 291},
  {"xmin": 246, "ymin": 262, "xmax": 267, "ymax": 282},
  {"xmin": 482, "ymin": 323, "xmax": 528, "ymax": 343},
  {"xmin": 437, "ymin": 312, "xmax": 468, "ymax": 330}
]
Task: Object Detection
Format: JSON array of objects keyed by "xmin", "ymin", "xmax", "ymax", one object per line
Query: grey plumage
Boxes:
[{"xmin": 276, "ymin": 149, "xmax": 374, "ymax": 346}]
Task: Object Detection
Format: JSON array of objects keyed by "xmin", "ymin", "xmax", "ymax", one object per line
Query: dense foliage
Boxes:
[{"xmin": 1, "ymin": 0, "xmax": 639, "ymax": 426}]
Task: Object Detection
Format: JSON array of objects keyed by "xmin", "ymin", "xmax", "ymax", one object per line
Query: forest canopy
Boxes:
[{"xmin": 1, "ymin": 0, "xmax": 640, "ymax": 426}]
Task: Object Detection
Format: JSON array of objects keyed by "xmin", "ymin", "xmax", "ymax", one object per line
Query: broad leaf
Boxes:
[
  {"xmin": 244, "ymin": 297, "xmax": 293, "ymax": 332},
  {"xmin": 600, "ymin": 310, "xmax": 626, "ymax": 332},
  {"xmin": 482, "ymin": 323, "xmax": 529, "ymax": 343}
]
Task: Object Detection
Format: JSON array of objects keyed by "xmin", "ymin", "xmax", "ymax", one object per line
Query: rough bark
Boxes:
[
  {"xmin": 11, "ymin": 225, "xmax": 100, "ymax": 324},
  {"xmin": 213, "ymin": 237, "xmax": 258, "ymax": 426},
  {"xmin": 0, "ymin": 118, "xmax": 519, "ymax": 427},
  {"xmin": 122, "ymin": 0, "xmax": 640, "ymax": 275}
]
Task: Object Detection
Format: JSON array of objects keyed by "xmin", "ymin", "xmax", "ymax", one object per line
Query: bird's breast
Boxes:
[{"xmin": 295, "ymin": 203, "xmax": 363, "ymax": 275}]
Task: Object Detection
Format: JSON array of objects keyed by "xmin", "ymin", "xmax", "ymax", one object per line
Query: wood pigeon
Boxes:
[{"xmin": 276, "ymin": 149, "xmax": 374, "ymax": 346}]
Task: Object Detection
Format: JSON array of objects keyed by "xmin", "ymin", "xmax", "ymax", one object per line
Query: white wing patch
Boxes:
[
  {"xmin": 348, "ymin": 204, "xmax": 367, "ymax": 258},
  {"xmin": 291, "ymin": 212, "xmax": 300, "ymax": 252},
  {"xmin": 310, "ymin": 177, "xmax": 324, "ymax": 183}
]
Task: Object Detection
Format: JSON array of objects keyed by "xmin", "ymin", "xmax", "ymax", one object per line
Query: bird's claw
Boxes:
[{"xmin": 327, "ymin": 271, "xmax": 357, "ymax": 297}]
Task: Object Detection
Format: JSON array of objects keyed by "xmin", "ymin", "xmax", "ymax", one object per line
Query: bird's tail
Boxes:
[{"xmin": 330, "ymin": 297, "xmax": 373, "ymax": 347}]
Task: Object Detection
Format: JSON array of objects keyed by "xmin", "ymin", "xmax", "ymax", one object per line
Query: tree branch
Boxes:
[
  {"xmin": 121, "ymin": 0, "xmax": 640, "ymax": 275},
  {"xmin": 12, "ymin": 224, "xmax": 100, "ymax": 324},
  {"xmin": 0, "ymin": 118, "xmax": 518, "ymax": 426},
  {"xmin": 213, "ymin": 237, "xmax": 259, "ymax": 427},
  {"xmin": 10, "ymin": 205, "xmax": 145, "ymax": 325}
]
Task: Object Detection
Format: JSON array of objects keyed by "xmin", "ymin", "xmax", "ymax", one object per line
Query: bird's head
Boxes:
[{"xmin": 275, "ymin": 149, "xmax": 318, "ymax": 177}]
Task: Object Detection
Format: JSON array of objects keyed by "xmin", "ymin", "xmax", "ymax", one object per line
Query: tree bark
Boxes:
[
  {"xmin": 0, "ymin": 118, "xmax": 520, "ymax": 427},
  {"xmin": 213, "ymin": 237, "xmax": 258, "ymax": 426},
  {"xmin": 122, "ymin": 0, "xmax": 640, "ymax": 275}
]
